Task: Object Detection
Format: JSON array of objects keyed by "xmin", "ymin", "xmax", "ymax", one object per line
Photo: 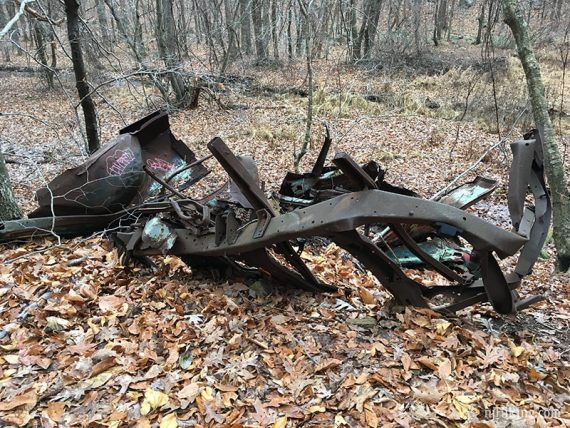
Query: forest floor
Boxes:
[{"xmin": 0, "ymin": 46, "xmax": 569, "ymax": 427}]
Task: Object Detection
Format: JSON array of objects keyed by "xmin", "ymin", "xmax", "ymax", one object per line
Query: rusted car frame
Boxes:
[{"xmin": 0, "ymin": 112, "xmax": 551, "ymax": 316}]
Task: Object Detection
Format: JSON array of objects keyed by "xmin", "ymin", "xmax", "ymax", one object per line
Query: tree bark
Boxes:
[
  {"xmin": 133, "ymin": 0, "xmax": 147, "ymax": 58},
  {"xmin": 104, "ymin": 0, "xmax": 143, "ymax": 61},
  {"xmin": 474, "ymin": 0, "xmax": 486, "ymax": 45},
  {"xmin": 0, "ymin": 2, "xmax": 11, "ymax": 62},
  {"xmin": 239, "ymin": 0, "xmax": 252, "ymax": 55},
  {"xmin": 95, "ymin": 0, "xmax": 111, "ymax": 48},
  {"xmin": 156, "ymin": 0, "xmax": 197, "ymax": 108},
  {"xmin": 32, "ymin": 20, "xmax": 54, "ymax": 88},
  {"xmin": 251, "ymin": 0, "xmax": 267, "ymax": 61},
  {"xmin": 363, "ymin": 0, "xmax": 382, "ymax": 58},
  {"xmin": 0, "ymin": 151, "xmax": 21, "ymax": 221},
  {"xmin": 287, "ymin": 1, "xmax": 293, "ymax": 60},
  {"xmin": 294, "ymin": 0, "xmax": 313, "ymax": 172},
  {"xmin": 501, "ymin": 0, "xmax": 570, "ymax": 271},
  {"xmin": 271, "ymin": 0, "xmax": 279, "ymax": 59},
  {"xmin": 64, "ymin": 0, "xmax": 100, "ymax": 154}
]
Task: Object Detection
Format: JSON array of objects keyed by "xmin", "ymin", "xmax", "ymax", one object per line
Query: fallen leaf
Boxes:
[
  {"xmin": 359, "ymin": 287, "xmax": 375, "ymax": 305},
  {"xmin": 140, "ymin": 388, "xmax": 169, "ymax": 416},
  {"xmin": 160, "ymin": 413, "xmax": 178, "ymax": 428},
  {"xmin": 0, "ymin": 390, "xmax": 37, "ymax": 411},
  {"xmin": 401, "ymin": 352, "xmax": 412, "ymax": 372},
  {"xmin": 98, "ymin": 295, "xmax": 127, "ymax": 314},
  {"xmin": 316, "ymin": 358, "xmax": 342, "ymax": 373},
  {"xmin": 178, "ymin": 351, "xmax": 193, "ymax": 370},
  {"xmin": 47, "ymin": 401, "xmax": 65, "ymax": 422},
  {"xmin": 438, "ymin": 358, "xmax": 452, "ymax": 379},
  {"xmin": 417, "ymin": 356, "xmax": 438, "ymax": 371},
  {"xmin": 273, "ymin": 416, "xmax": 287, "ymax": 428},
  {"xmin": 178, "ymin": 383, "xmax": 201, "ymax": 402}
]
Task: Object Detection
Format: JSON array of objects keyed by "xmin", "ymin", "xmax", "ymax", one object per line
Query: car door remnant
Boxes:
[{"xmin": 0, "ymin": 112, "xmax": 551, "ymax": 315}]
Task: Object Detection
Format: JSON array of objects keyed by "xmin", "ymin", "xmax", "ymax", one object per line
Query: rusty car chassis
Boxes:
[{"xmin": 0, "ymin": 111, "xmax": 551, "ymax": 315}]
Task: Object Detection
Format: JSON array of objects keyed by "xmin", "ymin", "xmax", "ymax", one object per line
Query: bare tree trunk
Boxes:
[
  {"xmin": 363, "ymin": 0, "xmax": 382, "ymax": 58},
  {"xmin": 474, "ymin": 0, "xmax": 486, "ymax": 45},
  {"xmin": 104, "ymin": 0, "xmax": 143, "ymax": 61},
  {"xmin": 502, "ymin": 0, "xmax": 570, "ymax": 271},
  {"xmin": 294, "ymin": 0, "xmax": 313, "ymax": 172},
  {"xmin": 221, "ymin": 0, "xmax": 240, "ymax": 73},
  {"xmin": 0, "ymin": 2, "xmax": 11, "ymax": 62},
  {"xmin": 156, "ymin": 0, "xmax": 197, "ymax": 108},
  {"xmin": 251, "ymin": 0, "xmax": 267, "ymax": 61},
  {"xmin": 353, "ymin": 0, "xmax": 368, "ymax": 59},
  {"xmin": 95, "ymin": 0, "xmax": 111, "ymax": 48},
  {"xmin": 0, "ymin": 151, "xmax": 21, "ymax": 221},
  {"xmin": 178, "ymin": 0, "xmax": 190, "ymax": 57},
  {"xmin": 446, "ymin": 0, "xmax": 455, "ymax": 41},
  {"xmin": 287, "ymin": 1, "xmax": 293, "ymax": 60},
  {"xmin": 433, "ymin": 0, "xmax": 448, "ymax": 46},
  {"xmin": 64, "ymin": 0, "xmax": 100, "ymax": 154},
  {"xmin": 296, "ymin": 6, "xmax": 306, "ymax": 57},
  {"xmin": 349, "ymin": 0, "xmax": 357, "ymax": 59},
  {"xmin": 271, "ymin": 0, "xmax": 279, "ymax": 59},
  {"xmin": 413, "ymin": 0, "xmax": 423, "ymax": 52},
  {"xmin": 32, "ymin": 20, "xmax": 54, "ymax": 87},
  {"xmin": 239, "ymin": 0, "xmax": 252, "ymax": 55},
  {"xmin": 133, "ymin": 0, "xmax": 146, "ymax": 58}
]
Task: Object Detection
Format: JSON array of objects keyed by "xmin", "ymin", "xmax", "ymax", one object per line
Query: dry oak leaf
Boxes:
[
  {"xmin": 98, "ymin": 295, "xmax": 127, "ymax": 314},
  {"xmin": 316, "ymin": 358, "xmax": 342, "ymax": 373},
  {"xmin": 364, "ymin": 407, "xmax": 379, "ymax": 428},
  {"xmin": 438, "ymin": 358, "xmax": 452, "ymax": 379},
  {"xmin": 416, "ymin": 356, "xmax": 438, "ymax": 371},
  {"xmin": 273, "ymin": 416, "xmax": 288, "ymax": 428},
  {"xmin": 135, "ymin": 418, "xmax": 151, "ymax": 428},
  {"xmin": 140, "ymin": 388, "xmax": 169, "ymax": 416},
  {"xmin": 47, "ymin": 401, "xmax": 65, "ymax": 422},
  {"xmin": 359, "ymin": 287, "xmax": 375, "ymax": 305},
  {"xmin": 401, "ymin": 352, "xmax": 412, "ymax": 372},
  {"xmin": 160, "ymin": 413, "xmax": 178, "ymax": 428},
  {"xmin": 0, "ymin": 390, "xmax": 37, "ymax": 411},
  {"xmin": 0, "ymin": 410, "xmax": 32, "ymax": 427},
  {"xmin": 178, "ymin": 383, "xmax": 201, "ymax": 402}
]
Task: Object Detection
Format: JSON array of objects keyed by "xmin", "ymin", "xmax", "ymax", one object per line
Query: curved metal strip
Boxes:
[
  {"xmin": 159, "ymin": 190, "xmax": 527, "ymax": 258},
  {"xmin": 388, "ymin": 223, "xmax": 466, "ymax": 284}
]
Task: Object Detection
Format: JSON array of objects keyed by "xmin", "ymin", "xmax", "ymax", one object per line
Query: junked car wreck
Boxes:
[{"xmin": 0, "ymin": 111, "xmax": 551, "ymax": 316}]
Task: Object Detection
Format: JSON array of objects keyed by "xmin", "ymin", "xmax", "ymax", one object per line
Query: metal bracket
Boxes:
[
  {"xmin": 226, "ymin": 210, "xmax": 240, "ymax": 244},
  {"xmin": 215, "ymin": 213, "xmax": 225, "ymax": 246},
  {"xmin": 253, "ymin": 209, "xmax": 271, "ymax": 239}
]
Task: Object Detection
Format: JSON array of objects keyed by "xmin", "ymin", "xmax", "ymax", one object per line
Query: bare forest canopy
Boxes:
[
  {"xmin": 0, "ymin": 0, "xmax": 569, "ymax": 427},
  {"xmin": 0, "ymin": 0, "xmax": 568, "ymax": 124}
]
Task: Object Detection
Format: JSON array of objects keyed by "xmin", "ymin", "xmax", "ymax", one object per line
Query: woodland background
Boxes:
[{"xmin": 0, "ymin": 0, "xmax": 569, "ymax": 426}]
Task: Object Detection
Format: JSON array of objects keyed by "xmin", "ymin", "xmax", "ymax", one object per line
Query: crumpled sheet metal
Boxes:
[
  {"xmin": 508, "ymin": 129, "xmax": 551, "ymax": 276},
  {"xmin": 29, "ymin": 110, "xmax": 208, "ymax": 217}
]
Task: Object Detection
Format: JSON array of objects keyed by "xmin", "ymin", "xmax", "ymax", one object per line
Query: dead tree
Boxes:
[
  {"xmin": 32, "ymin": 19, "xmax": 54, "ymax": 87},
  {"xmin": 64, "ymin": 0, "xmax": 100, "ymax": 154},
  {"xmin": 103, "ymin": 0, "xmax": 144, "ymax": 62},
  {"xmin": 239, "ymin": 0, "xmax": 253, "ymax": 55},
  {"xmin": 0, "ymin": 1, "xmax": 11, "ymax": 61},
  {"xmin": 0, "ymin": 151, "xmax": 21, "ymax": 221},
  {"xmin": 294, "ymin": 0, "xmax": 313, "ymax": 172},
  {"xmin": 95, "ymin": 0, "xmax": 111, "ymax": 48},
  {"xmin": 251, "ymin": 0, "xmax": 268, "ymax": 61},
  {"xmin": 353, "ymin": 0, "xmax": 382, "ymax": 60},
  {"xmin": 502, "ymin": 0, "xmax": 570, "ymax": 271},
  {"xmin": 156, "ymin": 0, "xmax": 198, "ymax": 108}
]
